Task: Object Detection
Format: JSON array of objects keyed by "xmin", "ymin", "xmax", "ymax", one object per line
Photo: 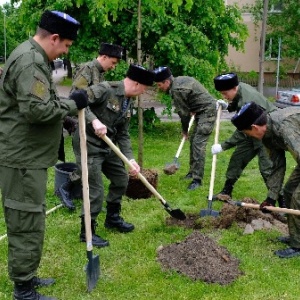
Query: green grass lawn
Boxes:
[{"xmin": 0, "ymin": 120, "xmax": 298, "ymax": 300}]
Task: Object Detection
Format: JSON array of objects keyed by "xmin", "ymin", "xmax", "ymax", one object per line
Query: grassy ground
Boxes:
[{"xmin": 0, "ymin": 120, "xmax": 298, "ymax": 300}]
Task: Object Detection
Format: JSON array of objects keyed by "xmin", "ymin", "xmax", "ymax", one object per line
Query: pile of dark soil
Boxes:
[
  {"xmin": 125, "ymin": 169, "xmax": 158, "ymax": 199},
  {"xmin": 157, "ymin": 198, "xmax": 288, "ymax": 284},
  {"xmin": 157, "ymin": 231, "xmax": 243, "ymax": 285}
]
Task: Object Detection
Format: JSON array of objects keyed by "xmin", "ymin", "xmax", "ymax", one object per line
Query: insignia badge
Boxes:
[{"xmin": 31, "ymin": 79, "xmax": 46, "ymax": 100}]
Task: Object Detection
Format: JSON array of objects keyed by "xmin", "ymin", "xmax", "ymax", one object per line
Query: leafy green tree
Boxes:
[{"xmin": 248, "ymin": 0, "xmax": 300, "ymax": 61}]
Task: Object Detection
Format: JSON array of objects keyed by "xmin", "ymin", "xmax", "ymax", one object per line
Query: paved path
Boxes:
[{"xmin": 53, "ymin": 68, "xmax": 234, "ymax": 122}]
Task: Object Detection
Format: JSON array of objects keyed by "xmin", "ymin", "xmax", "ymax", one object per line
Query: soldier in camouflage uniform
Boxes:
[
  {"xmin": 231, "ymin": 102, "xmax": 300, "ymax": 258},
  {"xmin": 153, "ymin": 66, "xmax": 227, "ymax": 190},
  {"xmin": 211, "ymin": 73, "xmax": 285, "ymax": 206},
  {"xmin": 0, "ymin": 11, "xmax": 88, "ymax": 300},
  {"xmin": 72, "ymin": 64, "xmax": 154, "ymax": 247},
  {"xmin": 58, "ymin": 42, "xmax": 123, "ymax": 210}
]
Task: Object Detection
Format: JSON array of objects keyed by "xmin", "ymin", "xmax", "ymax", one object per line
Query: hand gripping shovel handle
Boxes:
[
  {"xmin": 174, "ymin": 115, "xmax": 195, "ymax": 159},
  {"xmin": 101, "ymin": 135, "xmax": 186, "ymax": 220}
]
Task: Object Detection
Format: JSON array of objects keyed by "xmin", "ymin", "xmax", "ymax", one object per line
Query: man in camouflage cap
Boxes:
[
  {"xmin": 153, "ymin": 66, "xmax": 227, "ymax": 190},
  {"xmin": 57, "ymin": 42, "xmax": 124, "ymax": 210},
  {"xmin": 231, "ymin": 102, "xmax": 300, "ymax": 258},
  {"xmin": 0, "ymin": 10, "xmax": 88, "ymax": 300},
  {"xmin": 71, "ymin": 64, "xmax": 154, "ymax": 248},
  {"xmin": 211, "ymin": 72, "xmax": 285, "ymax": 206}
]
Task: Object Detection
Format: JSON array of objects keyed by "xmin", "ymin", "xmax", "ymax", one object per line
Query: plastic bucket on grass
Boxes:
[{"xmin": 54, "ymin": 162, "xmax": 78, "ymax": 195}]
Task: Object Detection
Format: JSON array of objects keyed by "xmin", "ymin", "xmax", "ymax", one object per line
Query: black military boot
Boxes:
[
  {"xmin": 187, "ymin": 179, "xmax": 201, "ymax": 190},
  {"xmin": 105, "ymin": 203, "xmax": 134, "ymax": 233},
  {"xmin": 278, "ymin": 194, "xmax": 287, "ymax": 208},
  {"xmin": 57, "ymin": 181, "xmax": 75, "ymax": 210},
  {"xmin": 14, "ymin": 279, "xmax": 57, "ymax": 300},
  {"xmin": 79, "ymin": 217, "xmax": 109, "ymax": 248},
  {"xmin": 32, "ymin": 276, "xmax": 55, "ymax": 288},
  {"xmin": 213, "ymin": 179, "xmax": 235, "ymax": 201}
]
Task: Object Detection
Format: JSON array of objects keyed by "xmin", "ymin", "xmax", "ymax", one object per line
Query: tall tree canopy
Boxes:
[{"xmin": 5, "ymin": 0, "xmax": 248, "ymax": 90}]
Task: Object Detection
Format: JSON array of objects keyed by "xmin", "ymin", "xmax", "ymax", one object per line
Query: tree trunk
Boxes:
[{"xmin": 258, "ymin": 0, "xmax": 269, "ymax": 93}]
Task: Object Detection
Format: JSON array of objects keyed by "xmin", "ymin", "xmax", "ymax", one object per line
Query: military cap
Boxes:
[
  {"xmin": 99, "ymin": 43, "xmax": 123, "ymax": 59},
  {"xmin": 39, "ymin": 10, "xmax": 80, "ymax": 40},
  {"xmin": 126, "ymin": 64, "xmax": 154, "ymax": 86},
  {"xmin": 231, "ymin": 102, "xmax": 265, "ymax": 131},
  {"xmin": 153, "ymin": 66, "xmax": 172, "ymax": 82},
  {"xmin": 214, "ymin": 72, "xmax": 239, "ymax": 91}
]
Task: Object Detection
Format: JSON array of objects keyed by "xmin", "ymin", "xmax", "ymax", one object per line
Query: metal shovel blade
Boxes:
[
  {"xmin": 199, "ymin": 201, "xmax": 219, "ymax": 217},
  {"xmin": 86, "ymin": 250, "xmax": 100, "ymax": 292},
  {"xmin": 166, "ymin": 207, "xmax": 186, "ymax": 220}
]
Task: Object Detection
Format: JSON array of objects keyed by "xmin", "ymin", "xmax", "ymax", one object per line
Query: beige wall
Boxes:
[{"xmin": 225, "ymin": 0, "xmax": 280, "ymax": 72}]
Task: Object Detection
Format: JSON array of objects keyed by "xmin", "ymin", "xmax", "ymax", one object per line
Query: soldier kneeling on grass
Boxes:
[{"xmin": 231, "ymin": 101, "xmax": 300, "ymax": 258}]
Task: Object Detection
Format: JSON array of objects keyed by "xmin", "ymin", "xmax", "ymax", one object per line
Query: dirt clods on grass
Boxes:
[{"xmin": 157, "ymin": 198, "xmax": 288, "ymax": 284}]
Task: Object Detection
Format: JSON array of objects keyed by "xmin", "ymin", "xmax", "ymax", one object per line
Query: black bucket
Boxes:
[{"xmin": 54, "ymin": 162, "xmax": 78, "ymax": 195}]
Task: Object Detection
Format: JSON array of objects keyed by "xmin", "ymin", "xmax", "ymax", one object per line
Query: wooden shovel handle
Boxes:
[
  {"xmin": 238, "ymin": 202, "xmax": 300, "ymax": 216},
  {"xmin": 78, "ymin": 109, "xmax": 93, "ymax": 251},
  {"xmin": 101, "ymin": 135, "xmax": 168, "ymax": 206},
  {"xmin": 208, "ymin": 105, "xmax": 222, "ymax": 201},
  {"xmin": 175, "ymin": 115, "xmax": 195, "ymax": 158}
]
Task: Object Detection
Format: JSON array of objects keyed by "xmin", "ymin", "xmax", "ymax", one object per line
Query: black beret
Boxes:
[
  {"xmin": 126, "ymin": 64, "xmax": 154, "ymax": 86},
  {"xmin": 214, "ymin": 72, "xmax": 239, "ymax": 91},
  {"xmin": 99, "ymin": 43, "xmax": 123, "ymax": 59},
  {"xmin": 231, "ymin": 102, "xmax": 265, "ymax": 131},
  {"xmin": 39, "ymin": 10, "xmax": 80, "ymax": 41},
  {"xmin": 153, "ymin": 66, "xmax": 172, "ymax": 82}
]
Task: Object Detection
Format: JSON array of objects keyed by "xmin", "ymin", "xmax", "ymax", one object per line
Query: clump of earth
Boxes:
[{"xmin": 157, "ymin": 198, "xmax": 288, "ymax": 285}]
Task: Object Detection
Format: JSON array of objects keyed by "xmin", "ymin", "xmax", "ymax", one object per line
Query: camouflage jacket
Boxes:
[
  {"xmin": 263, "ymin": 107, "xmax": 300, "ymax": 200},
  {"xmin": 169, "ymin": 76, "xmax": 216, "ymax": 132},
  {"xmin": 221, "ymin": 82, "xmax": 277, "ymax": 151},
  {"xmin": 0, "ymin": 38, "xmax": 77, "ymax": 169},
  {"xmin": 73, "ymin": 80, "xmax": 134, "ymax": 160}
]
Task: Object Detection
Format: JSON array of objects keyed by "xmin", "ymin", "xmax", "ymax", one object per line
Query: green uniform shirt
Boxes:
[
  {"xmin": 73, "ymin": 81, "xmax": 134, "ymax": 160},
  {"xmin": 221, "ymin": 82, "xmax": 277, "ymax": 151},
  {"xmin": 263, "ymin": 108, "xmax": 300, "ymax": 200},
  {"xmin": 169, "ymin": 76, "xmax": 216, "ymax": 132},
  {"xmin": 0, "ymin": 38, "xmax": 78, "ymax": 169}
]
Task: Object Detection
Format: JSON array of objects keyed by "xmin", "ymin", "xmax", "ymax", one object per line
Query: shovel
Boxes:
[
  {"xmin": 163, "ymin": 115, "xmax": 195, "ymax": 175},
  {"xmin": 78, "ymin": 109, "xmax": 100, "ymax": 292},
  {"xmin": 101, "ymin": 135, "xmax": 186, "ymax": 220},
  {"xmin": 227, "ymin": 200, "xmax": 300, "ymax": 216},
  {"xmin": 200, "ymin": 105, "xmax": 222, "ymax": 217}
]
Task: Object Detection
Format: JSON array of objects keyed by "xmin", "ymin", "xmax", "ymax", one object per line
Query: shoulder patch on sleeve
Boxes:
[
  {"xmin": 73, "ymin": 76, "xmax": 89, "ymax": 89},
  {"xmin": 30, "ymin": 78, "xmax": 47, "ymax": 100}
]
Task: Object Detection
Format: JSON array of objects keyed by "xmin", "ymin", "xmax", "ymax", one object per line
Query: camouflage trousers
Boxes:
[
  {"xmin": 0, "ymin": 166, "xmax": 47, "ymax": 282},
  {"xmin": 283, "ymin": 165, "xmax": 300, "ymax": 248},
  {"xmin": 188, "ymin": 118, "xmax": 215, "ymax": 181},
  {"xmin": 225, "ymin": 137, "xmax": 272, "ymax": 185}
]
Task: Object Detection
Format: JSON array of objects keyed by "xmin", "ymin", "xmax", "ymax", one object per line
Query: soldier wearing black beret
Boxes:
[
  {"xmin": 71, "ymin": 64, "xmax": 154, "ymax": 247},
  {"xmin": 232, "ymin": 102, "xmax": 300, "ymax": 258},
  {"xmin": 211, "ymin": 72, "xmax": 285, "ymax": 206},
  {"xmin": 0, "ymin": 10, "xmax": 88, "ymax": 300}
]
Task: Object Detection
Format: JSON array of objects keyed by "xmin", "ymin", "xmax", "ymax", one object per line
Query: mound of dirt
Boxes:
[
  {"xmin": 157, "ymin": 198, "xmax": 288, "ymax": 284},
  {"xmin": 157, "ymin": 231, "xmax": 243, "ymax": 284}
]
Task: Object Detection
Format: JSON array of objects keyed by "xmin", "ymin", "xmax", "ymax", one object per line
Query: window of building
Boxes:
[
  {"xmin": 265, "ymin": 37, "xmax": 281, "ymax": 60},
  {"xmin": 269, "ymin": 1, "xmax": 283, "ymax": 13}
]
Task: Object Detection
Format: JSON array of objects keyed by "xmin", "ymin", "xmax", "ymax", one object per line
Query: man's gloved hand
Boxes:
[
  {"xmin": 260, "ymin": 197, "xmax": 276, "ymax": 213},
  {"xmin": 63, "ymin": 116, "xmax": 78, "ymax": 134},
  {"xmin": 211, "ymin": 144, "xmax": 223, "ymax": 155},
  {"xmin": 70, "ymin": 90, "xmax": 89, "ymax": 110},
  {"xmin": 216, "ymin": 99, "xmax": 228, "ymax": 110}
]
